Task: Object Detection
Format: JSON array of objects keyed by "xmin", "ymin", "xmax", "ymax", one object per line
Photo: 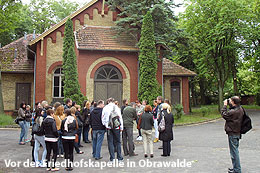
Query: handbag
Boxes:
[
  {"xmin": 137, "ymin": 113, "xmax": 142, "ymax": 130},
  {"xmin": 158, "ymin": 112, "xmax": 166, "ymax": 132},
  {"xmin": 75, "ymin": 134, "xmax": 79, "ymax": 143}
]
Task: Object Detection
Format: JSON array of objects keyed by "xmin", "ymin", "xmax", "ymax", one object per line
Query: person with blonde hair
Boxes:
[
  {"xmin": 54, "ymin": 105, "xmax": 66, "ymax": 158},
  {"xmin": 70, "ymin": 107, "xmax": 84, "ymax": 154},
  {"xmin": 82, "ymin": 101, "xmax": 91, "ymax": 143},
  {"xmin": 158, "ymin": 103, "xmax": 174, "ymax": 157}
]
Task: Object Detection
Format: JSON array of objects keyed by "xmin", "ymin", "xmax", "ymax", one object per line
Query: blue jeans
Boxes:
[
  {"xmin": 228, "ymin": 135, "xmax": 241, "ymax": 173},
  {"xmin": 92, "ymin": 130, "xmax": 105, "ymax": 159},
  {"xmin": 83, "ymin": 125, "xmax": 90, "ymax": 142},
  {"xmin": 34, "ymin": 134, "xmax": 47, "ymax": 165},
  {"xmin": 24, "ymin": 121, "xmax": 30, "ymax": 141},
  {"xmin": 57, "ymin": 130, "xmax": 64, "ymax": 155},
  {"xmin": 19, "ymin": 120, "xmax": 26, "ymax": 143},
  {"xmin": 107, "ymin": 129, "xmax": 123, "ymax": 161},
  {"xmin": 78, "ymin": 127, "xmax": 82, "ymax": 146}
]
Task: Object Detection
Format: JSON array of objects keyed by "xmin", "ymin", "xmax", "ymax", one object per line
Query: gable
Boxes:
[{"xmin": 29, "ymin": 0, "xmax": 121, "ymax": 46}]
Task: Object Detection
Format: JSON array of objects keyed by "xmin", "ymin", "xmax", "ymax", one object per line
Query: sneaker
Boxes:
[
  {"xmin": 139, "ymin": 136, "xmax": 143, "ymax": 141},
  {"xmin": 136, "ymin": 136, "xmax": 142, "ymax": 141},
  {"xmin": 19, "ymin": 142, "xmax": 25, "ymax": 145},
  {"xmin": 35, "ymin": 161, "xmax": 41, "ymax": 168},
  {"xmin": 60, "ymin": 154, "xmax": 64, "ymax": 158},
  {"xmin": 57, "ymin": 155, "xmax": 60, "ymax": 158},
  {"xmin": 153, "ymin": 138, "xmax": 159, "ymax": 143},
  {"xmin": 46, "ymin": 168, "xmax": 51, "ymax": 171},
  {"xmin": 39, "ymin": 162, "xmax": 47, "ymax": 167},
  {"xmin": 51, "ymin": 168, "xmax": 60, "ymax": 171}
]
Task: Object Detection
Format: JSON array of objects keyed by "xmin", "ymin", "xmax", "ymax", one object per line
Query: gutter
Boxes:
[
  {"xmin": 78, "ymin": 47, "xmax": 139, "ymax": 52},
  {"xmin": 27, "ymin": 47, "xmax": 36, "ymax": 111}
]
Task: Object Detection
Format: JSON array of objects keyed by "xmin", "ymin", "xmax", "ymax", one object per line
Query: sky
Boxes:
[{"xmin": 21, "ymin": 0, "xmax": 186, "ymax": 15}]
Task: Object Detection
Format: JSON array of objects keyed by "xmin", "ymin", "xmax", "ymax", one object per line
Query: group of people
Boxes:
[{"xmin": 16, "ymin": 96, "xmax": 174, "ymax": 171}]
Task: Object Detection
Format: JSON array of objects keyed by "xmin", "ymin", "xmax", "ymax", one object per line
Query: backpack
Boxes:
[
  {"xmin": 32, "ymin": 117, "xmax": 43, "ymax": 135},
  {"xmin": 109, "ymin": 106, "xmax": 121, "ymax": 129},
  {"xmin": 158, "ymin": 112, "xmax": 166, "ymax": 132},
  {"xmin": 240, "ymin": 107, "xmax": 252, "ymax": 134}
]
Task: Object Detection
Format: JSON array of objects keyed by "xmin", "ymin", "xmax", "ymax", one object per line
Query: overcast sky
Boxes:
[{"xmin": 21, "ymin": 0, "xmax": 186, "ymax": 15}]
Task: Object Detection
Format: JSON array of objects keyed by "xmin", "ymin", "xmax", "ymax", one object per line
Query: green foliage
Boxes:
[
  {"xmin": 107, "ymin": 0, "xmax": 179, "ymax": 48},
  {"xmin": 0, "ymin": 114, "xmax": 14, "ymax": 126},
  {"xmin": 256, "ymin": 93, "xmax": 260, "ymax": 106},
  {"xmin": 200, "ymin": 106, "xmax": 210, "ymax": 117},
  {"xmin": 173, "ymin": 104, "xmax": 184, "ymax": 120},
  {"xmin": 138, "ymin": 11, "xmax": 161, "ymax": 105},
  {"xmin": 62, "ymin": 19, "xmax": 86, "ymax": 105}
]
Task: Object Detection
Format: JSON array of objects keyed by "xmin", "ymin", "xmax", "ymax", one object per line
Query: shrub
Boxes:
[
  {"xmin": 0, "ymin": 114, "xmax": 14, "ymax": 126},
  {"xmin": 200, "ymin": 106, "xmax": 210, "ymax": 116},
  {"xmin": 173, "ymin": 104, "xmax": 184, "ymax": 119},
  {"xmin": 256, "ymin": 92, "xmax": 260, "ymax": 106}
]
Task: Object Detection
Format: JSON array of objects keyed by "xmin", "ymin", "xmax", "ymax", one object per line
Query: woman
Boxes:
[
  {"xmin": 158, "ymin": 103, "xmax": 174, "ymax": 157},
  {"xmin": 71, "ymin": 106, "xmax": 84, "ymax": 154},
  {"xmin": 140, "ymin": 105, "xmax": 154, "ymax": 158},
  {"xmin": 61, "ymin": 109, "xmax": 78, "ymax": 171},
  {"xmin": 42, "ymin": 109, "xmax": 59, "ymax": 171},
  {"xmin": 17, "ymin": 102, "xmax": 26, "ymax": 145},
  {"xmin": 82, "ymin": 101, "xmax": 91, "ymax": 143},
  {"xmin": 152, "ymin": 100, "xmax": 159, "ymax": 143},
  {"xmin": 75, "ymin": 105, "xmax": 84, "ymax": 147},
  {"xmin": 24, "ymin": 105, "xmax": 32, "ymax": 143},
  {"xmin": 34, "ymin": 108, "xmax": 47, "ymax": 167},
  {"xmin": 54, "ymin": 105, "xmax": 66, "ymax": 158}
]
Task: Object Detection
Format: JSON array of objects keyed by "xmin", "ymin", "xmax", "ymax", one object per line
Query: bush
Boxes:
[
  {"xmin": 173, "ymin": 104, "xmax": 184, "ymax": 119},
  {"xmin": 0, "ymin": 114, "xmax": 15, "ymax": 126},
  {"xmin": 200, "ymin": 106, "xmax": 210, "ymax": 116}
]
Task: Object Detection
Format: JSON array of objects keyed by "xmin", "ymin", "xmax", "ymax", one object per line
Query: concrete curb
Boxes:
[{"xmin": 174, "ymin": 117, "xmax": 223, "ymax": 127}]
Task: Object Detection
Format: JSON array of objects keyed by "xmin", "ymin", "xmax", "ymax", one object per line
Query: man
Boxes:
[
  {"xmin": 221, "ymin": 96, "xmax": 244, "ymax": 173},
  {"xmin": 121, "ymin": 99, "xmax": 128, "ymax": 115},
  {"xmin": 135, "ymin": 100, "xmax": 145, "ymax": 141},
  {"xmin": 156, "ymin": 96, "xmax": 164, "ymax": 148},
  {"xmin": 64, "ymin": 99, "xmax": 72, "ymax": 110},
  {"xmin": 89, "ymin": 100, "xmax": 105, "ymax": 160},
  {"xmin": 122, "ymin": 102, "xmax": 138, "ymax": 156},
  {"xmin": 102, "ymin": 98, "xmax": 123, "ymax": 161}
]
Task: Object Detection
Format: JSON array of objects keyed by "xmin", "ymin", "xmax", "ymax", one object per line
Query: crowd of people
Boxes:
[{"xmin": 16, "ymin": 96, "xmax": 174, "ymax": 171}]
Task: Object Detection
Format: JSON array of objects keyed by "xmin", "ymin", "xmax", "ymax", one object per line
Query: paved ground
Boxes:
[{"xmin": 0, "ymin": 110, "xmax": 259, "ymax": 173}]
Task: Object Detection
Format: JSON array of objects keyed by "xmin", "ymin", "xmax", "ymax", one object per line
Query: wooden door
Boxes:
[
  {"xmin": 94, "ymin": 82, "xmax": 122, "ymax": 104},
  {"xmin": 171, "ymin": 81, "xmax": 180, "ymax": 105},
  {"xmin": 16, "ymin": 83, "xmax": 31, "ymax": 109}
]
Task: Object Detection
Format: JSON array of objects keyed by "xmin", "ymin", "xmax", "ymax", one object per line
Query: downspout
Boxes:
[
  {"xmin": 162, "ymin": 58, "xmax": 164, "ymax": 98},
  {"xmin": 27, "ymin": 47, "xmax": 36, "ymax": 111}
]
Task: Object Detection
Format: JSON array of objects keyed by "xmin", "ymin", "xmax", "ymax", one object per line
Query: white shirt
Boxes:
[{"xmin": 102, "ymin": 103, "xmax": 123, "ymax": 130}]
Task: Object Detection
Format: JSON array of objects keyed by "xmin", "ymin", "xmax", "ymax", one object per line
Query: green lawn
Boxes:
[
  {"xmin": 0, "ymin": 114, "xmax": 15, "ymax": 126},
  {"xmin": 175, "ymin": 105, "xmax": 221, "ymax": 125}
]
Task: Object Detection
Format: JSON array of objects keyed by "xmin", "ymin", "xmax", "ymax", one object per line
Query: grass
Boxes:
[
  {"xmin": 174, "ymin": 105, "xmax": 221, "ymax": 125},
  {"xmin": 241, "ymin": 105, "xmax": 260, "ymax": 110},
  {"xmin": 0, "ymin": 114, "xmax": 15, "ymax": 126}
]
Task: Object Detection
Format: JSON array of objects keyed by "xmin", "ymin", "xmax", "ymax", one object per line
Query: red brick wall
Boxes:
[
  {"xmin": 78, "ymin": 50, "xmax": 139, "ymax": 102},
  {"xmin": 182, "ymin": 77, "xmax": 190, "ymax": 114}
]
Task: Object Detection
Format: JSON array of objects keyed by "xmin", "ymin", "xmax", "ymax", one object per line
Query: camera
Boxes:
[{"xmin": 227, "ymin": 99, "xmax": 230, "ymax": 105}]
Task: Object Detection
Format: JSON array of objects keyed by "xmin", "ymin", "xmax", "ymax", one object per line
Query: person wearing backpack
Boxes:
[
  {"xmin": 33, "ymin": 108, "xmax": 47, "ymax": 168},
  {"xmin": 221, "ymin": 96, "xmax": 244, "ymax": 173},
  {"xmin": 158, "ymin": 103, "xmax": 174, "ymax": 157},
  {"xmin": 102, "ymin": 98, "xmax": 123, "ymax": 161}
]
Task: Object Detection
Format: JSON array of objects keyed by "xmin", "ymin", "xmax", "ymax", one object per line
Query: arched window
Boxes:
[
  {"xmin": 95, "ymin": 65, "xmax": 122, "ymax": 81},
  {"xmin": 53, "ymin": 67, "xmax": 64, "ymax": 98}
]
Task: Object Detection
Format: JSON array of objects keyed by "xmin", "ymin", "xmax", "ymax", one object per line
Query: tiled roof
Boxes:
[
  {"xmin": 75, "ymin": 26, "xmax": 139, "ymax": 51},
  {"xmin": 0, "ymin": 34, "xmax": 37, "ymax": 73},
  {"xmin": 163, "ymin": 58, "xmax": 196, "ymax": 76}
]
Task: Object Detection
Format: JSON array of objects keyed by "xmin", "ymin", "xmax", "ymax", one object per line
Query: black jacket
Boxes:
[
  {"xmin": 42, "ymin": 116, "xmax": 59, "ymax": 138},
  {"xmin": 89, "ymin": 107, "xmax": 106, "ymax": 130},
  {"xmin": 140, "ymin": 112, "xmax": 154, "ymax": 130},
  {"xmin": 82, "ymin": 108, "xmax": 90, "ymax": 126},
  {"xmin": 159, "ymin": 110, "xmax": 174, "ymax": 141},
  {"xmin": 61, "ymin": 116, "xmax": 77, "ymax": 137},
  {"xmin": 221, "ymin": 105, "xmax": 244, "ymax": 135}
]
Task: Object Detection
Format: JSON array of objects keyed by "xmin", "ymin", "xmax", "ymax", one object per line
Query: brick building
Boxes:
[{"xmin": 0, "ymin": 0, "xmax": 196, "ymax": 114}]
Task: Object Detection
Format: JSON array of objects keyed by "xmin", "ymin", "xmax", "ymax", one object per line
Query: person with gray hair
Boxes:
[
  {"xmin": 221, "ymin": 96, "xmax": 243, "ymax": 173},
  {"xmin": 122, "ymin": 102, "xmax": 138, "ymax": 156}
]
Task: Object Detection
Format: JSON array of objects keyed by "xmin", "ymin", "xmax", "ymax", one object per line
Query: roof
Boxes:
[
  {"xmin": 29, "ymin": 0, "xmax": 99, "ymax": 46},
  {"xmin": 163, "ymin": 58, "xmax": 196, "ymax": 76},
  {"xmin": 0, "ymin": 34, "xmax": 36, "ymax": 73},
  {"xmin": 75, "ymin": 26, "xmax": 139, "ymax": 51}
]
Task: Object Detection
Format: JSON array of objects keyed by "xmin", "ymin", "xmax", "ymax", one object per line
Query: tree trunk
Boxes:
[
  {"xmin": 218, "ymin": 82, "xmax": 224, "ymax": 112},
  {"xmin": 0, "ymin": 70, "xmax": 4, "ymax": 114},
  {"xmin": 232, "ymin": 64, "xmax": 239, "ymax": 96},
  {"xmin": 199, "ymin": 79, "xmax": 206, "ymax": 105}
]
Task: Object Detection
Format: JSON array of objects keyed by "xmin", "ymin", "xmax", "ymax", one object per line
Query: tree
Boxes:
[
  {"xmin": 107, "ymin": 0, "xmax": 180, "ymax": 48},
  {"xmin": 180, "ymin": 0, "xmax": 248, "ymax": 110},
  {"xmin": 138, "ymin": 11, "xmax": 161, "ymax": 104},
  {"xmin": 62, "ymin": 19, "xmax": 86, "ymax": 105}
]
